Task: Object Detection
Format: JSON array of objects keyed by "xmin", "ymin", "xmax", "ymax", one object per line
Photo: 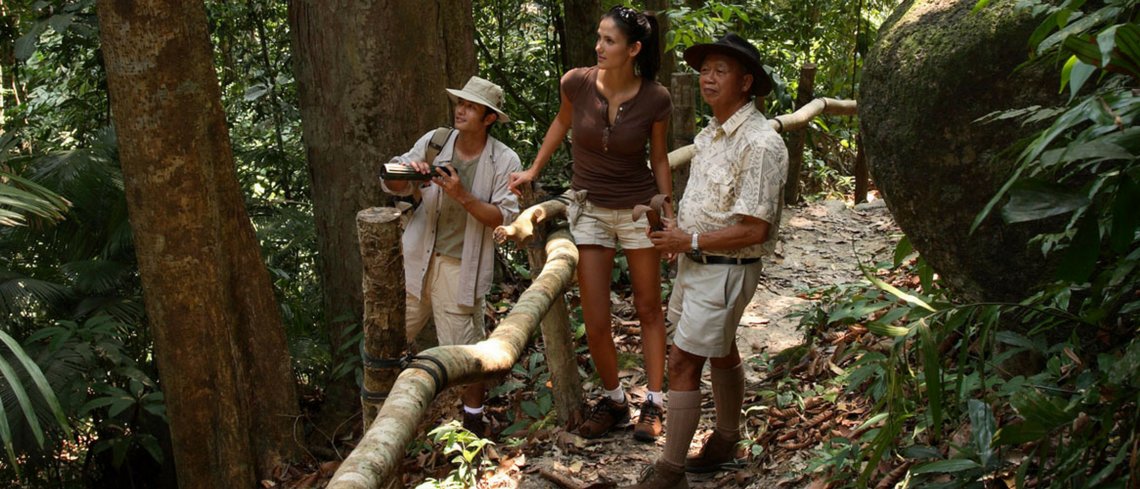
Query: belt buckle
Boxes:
[{"xmin": 686, "ymin": 251, "xmax": 704, "ymax": 263}]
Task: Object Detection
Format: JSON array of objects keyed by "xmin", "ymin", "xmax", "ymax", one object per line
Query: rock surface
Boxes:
[{"xmin": 860, "ymin": 0, "xmax": 1063, "ymax": 301}]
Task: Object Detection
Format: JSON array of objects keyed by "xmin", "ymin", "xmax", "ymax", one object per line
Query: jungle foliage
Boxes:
[
  {"xmin": 3, "ymin": 0, "xmax": 891, "ymax": 486},
  {"xmin": 787, "ymin": 0, "xmax": 1140, "ymax": 487}
]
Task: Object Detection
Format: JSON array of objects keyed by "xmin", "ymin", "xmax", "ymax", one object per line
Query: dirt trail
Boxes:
[{"xmin": 495, "ymin": 198, "xmax": 901, "ymax": 489}]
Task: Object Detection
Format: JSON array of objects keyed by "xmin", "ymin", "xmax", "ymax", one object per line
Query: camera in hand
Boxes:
[{"xmin": 381, "ymin": 163, "xmax": 452, "ymax": 181}]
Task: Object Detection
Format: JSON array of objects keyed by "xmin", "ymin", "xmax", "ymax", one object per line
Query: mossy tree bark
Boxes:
[
  {"xmin": 288, "ymin": 0, "xmax": 476, "ymax": 432},
  {"xmin": 356, "ymin": 208, "xmax": 406, "ymax": 428},
  {"xmin": 97, "ymin": 1, "xmax": 301, "ymax": 486},
  {"xmin": 861, "ymin": 0, "xmax": 1063, "ymax": 301}
]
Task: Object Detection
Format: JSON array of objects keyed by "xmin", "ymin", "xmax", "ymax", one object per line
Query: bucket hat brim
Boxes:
[{"xmin": 446, "ymin": 83, "xmax": 511, "ymax": 123}]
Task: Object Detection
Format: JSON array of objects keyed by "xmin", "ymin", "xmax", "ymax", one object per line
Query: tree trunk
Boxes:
[
  {"xmin": 96, "ymin": 1, "xmax": 301, "ymax": 486},
  {"xmin": 356, "ymin": 207, "xmax": 406, "ymax": 428},
  {"xmin": 563, "ymin": 0, "xmax": 600, "ymax": 70},
  {"xmin": 288, "ymin": 0, "xmax": 476, "ymax": 432},
  {"xmin": 784, "ymin": 63, "xmax": 816, "ymax": 205}
]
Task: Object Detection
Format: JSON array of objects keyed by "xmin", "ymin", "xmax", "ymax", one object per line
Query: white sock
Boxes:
[
  {"xmin": 604, "ymin": 385, "xmax": 626, "ymax": 403},
  {"xmin": 646, "ymin": 390, "xmax": 664, "ymax": 407},
  {"xmin": 463, "ymin": 405, "xmax": 484, "ymax": 415}
]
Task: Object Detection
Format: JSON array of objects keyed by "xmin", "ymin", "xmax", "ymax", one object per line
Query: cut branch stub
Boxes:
[{"xmin": 494, "ymin": 194, "xmax": 569, "ymax": 245}]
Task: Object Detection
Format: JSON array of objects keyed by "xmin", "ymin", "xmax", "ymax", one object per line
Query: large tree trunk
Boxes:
[
  {"xmin": 861, "ymin": 0, "xmax": 1062, "ymax": 301},
  {"xmin": 96, "ymin": 1, "xmax": 301, "ymax": 486},
  {"xmin": 563, "ymin": 0, "xmax": 600, "ymax": 70},
  {"xmin": 288, "ymin": 0, "xmax": 476, "ymax": 432}
]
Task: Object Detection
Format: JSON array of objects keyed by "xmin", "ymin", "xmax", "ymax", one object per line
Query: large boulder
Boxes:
[{"xmin": 861, "ymin": 0, "xmax": 1062, "ymax": 301}]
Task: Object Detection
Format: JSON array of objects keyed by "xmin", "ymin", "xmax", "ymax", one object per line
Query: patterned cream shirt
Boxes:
[{"xmin": 677, "ymin": 103, "xmax": 789, "ymax": 258}]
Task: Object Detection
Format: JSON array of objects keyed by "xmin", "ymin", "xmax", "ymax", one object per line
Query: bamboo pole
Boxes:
[
  {"xmin": 667, "ymin": 97, "xmax": 858, "ymax": 170},
  {"xmin": 327, "ymin": 228, "xmax": 580, "ymax": 489},
  {"xmin": 356, "ymin": 207, "xmax": 407, "ymax": 428}
]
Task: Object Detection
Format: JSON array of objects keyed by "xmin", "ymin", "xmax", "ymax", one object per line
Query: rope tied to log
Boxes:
[{"xmin": 359, "ymin": 346, "xmax": 450, "ymax": 400}]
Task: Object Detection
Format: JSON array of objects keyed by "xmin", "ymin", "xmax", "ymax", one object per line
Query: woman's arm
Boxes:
[
  {"xmin": 508, "ymin": 73, "xmax": 575, "ymax": 196},
  {"xmin": 648, "ymin": 117, "xmax": 674, "ymax": 218}
]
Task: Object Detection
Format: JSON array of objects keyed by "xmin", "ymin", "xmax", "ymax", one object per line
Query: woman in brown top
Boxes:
[{"xmin": 508, "ymin": 5, "xmax": 673, "ymax": 442}]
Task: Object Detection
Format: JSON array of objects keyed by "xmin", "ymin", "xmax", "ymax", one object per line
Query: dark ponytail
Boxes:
[{"xmin": 603, "ymin": 6, "xmax": 661, "ymax": 81}]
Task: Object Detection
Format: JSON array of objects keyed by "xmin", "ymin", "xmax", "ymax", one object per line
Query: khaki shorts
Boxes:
[
  {"xmin": 666, "ymin": 254, "xmax": 763, "ymax": 358},
  {"xmin": 406, "ymin": 254, "xmax": 486, "ymax": 346},
  {"xmin": 567, "ymin": 190, "xmax": 654, "ymax": 249}
]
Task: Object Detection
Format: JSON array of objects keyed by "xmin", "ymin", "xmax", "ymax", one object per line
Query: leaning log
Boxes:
[
  {"xmin": 668, "ymin": 97, "xmax": 858, "ymax": 169},
  {"xmin": 327, "ymin": 228, "xmax": 580, "ymax": 489}
]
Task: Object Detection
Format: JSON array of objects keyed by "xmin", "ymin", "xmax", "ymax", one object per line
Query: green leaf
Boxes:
[
  {"xmin": 968, "ymin": 399, "xmax": 996, "ymax": 468},
  {"xmin": 918, "ymin": 321, "xmax": 943, "ymax": 441},
  {"xmin": 862, "ymin": 264, "xmax": 936, "ymax": 312},
  {"xmin": 893, "ymin": 236, "xmax": 913, "ymax": 268},
  {"xmin": 47, "ymin": 13, "xmax": 75, "ymax": 34},
  {"xmin": 999, "ymin": 179, "xmax": 1088, "ymax": 224},
  {"xmin": 0, "ymin": 355, "xmax": 43, "ymax": 448},
  {"xmin": 13, "ymin": 22, "xmax": 47, "ymax": 61},
  {"xmin": 0, "ymin": 330, "xmax": 70, "ymax": 436},
  {"xmin": 970, "ymin": 0, "xmax": 990, "ymax": 13},
  {"xmin": 1068, "ymin": 60, "xmax": 1096, "ymax": 100},
  {"xmin": 1056, "ymin": 214, "xmax": 1100, "ymax": 282},
  {"xmin": 867, "ymin": 321, "xmax": 911, "ymax": 337},
  {"xmin": 911, "ymin": 458, "xmax": 983, "ymax": 474},
  {"xmin": 1110, "ymin": 174, "xmax": 1140, "ymax": 253},
  {"xmin": 996, "ymin": 390, "xmax": 1074, "ymax": 445}
]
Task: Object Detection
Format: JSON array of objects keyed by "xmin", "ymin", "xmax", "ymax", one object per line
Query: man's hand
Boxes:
[
  {"xmin": 433, "ymin": 163, "xmax": 469, "ymax": 202},
  {"xmin": 507, "ymin": 168, "xmax": 536, "ymax": 196},
  {"xmin": 648, "ymin": 218, "xmax": 690, "ymax": 256}
]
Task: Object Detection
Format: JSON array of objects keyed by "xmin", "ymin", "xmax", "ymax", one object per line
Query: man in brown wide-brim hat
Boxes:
[{"xmin": 622, "ymin": 33, "xmax": 788, "ymax": 489}]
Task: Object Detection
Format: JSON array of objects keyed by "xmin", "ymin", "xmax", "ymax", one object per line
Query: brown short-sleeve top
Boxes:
[{"xmin": 563, "ymin": 66, "xmax": 672, "ymax": 209}]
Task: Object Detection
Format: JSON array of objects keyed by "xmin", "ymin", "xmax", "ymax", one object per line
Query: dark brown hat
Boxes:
[{"xmin": 683, "ymin": 32, "xmax": 773, "ymax": 97}]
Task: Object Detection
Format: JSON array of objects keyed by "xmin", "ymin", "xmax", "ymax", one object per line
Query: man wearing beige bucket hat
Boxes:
[{"xmin": 381, "ymin": 76, "xmax": 521, "ymax": 437}]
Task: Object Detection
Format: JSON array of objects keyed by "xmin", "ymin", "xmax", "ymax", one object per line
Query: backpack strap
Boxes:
[
  {"xmin": 423, "ymin": 127, "xmax": 455, "ymax": 165},
  {"xmin": 408, "ymin": 127, "xmax": 455, "ymax": 206}
]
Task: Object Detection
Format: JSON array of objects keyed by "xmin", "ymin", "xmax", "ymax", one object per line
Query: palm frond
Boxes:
[
  {"xmin": 0, "ymin": 172, "xmax": 71, "ymax": 227},
  {"xmin": 0, "ymin": 272, "xmax": 72, "ymax": 318}
]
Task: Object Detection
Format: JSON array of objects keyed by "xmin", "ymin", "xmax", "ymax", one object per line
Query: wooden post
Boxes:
[
  {"xmin": 784, "ymin": 63, "xmax": 817, "ymax": 205},
  {"xmin": 671, "ymin": 72, "xmax": 698, "ymax": 203},
  {"xmin": 854, "ymin": 134, "xmax": 869, "ymax": 204},
  {"xmin": 519, "ymin": 189, "xmax": 583, "ymax": 428},
  {"xmin": 357, "ymin": 207, "xmax": 408, "ymax": 428}
]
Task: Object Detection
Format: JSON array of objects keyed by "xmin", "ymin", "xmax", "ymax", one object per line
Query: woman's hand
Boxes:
[
  {"xmin": 507, "ymin": 168, "xmax": 536, "ymax": 196},
  {"xmin": 649, "ymin": 218, "xmax": 689, "ymax": 255}
]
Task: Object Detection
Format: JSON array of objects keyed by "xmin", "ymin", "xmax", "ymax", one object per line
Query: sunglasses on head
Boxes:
[{"xmin": 609, "ymin": 5, "xmax": 638, "ymax": 25}]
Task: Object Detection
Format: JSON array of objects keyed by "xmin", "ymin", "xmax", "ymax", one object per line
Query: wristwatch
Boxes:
[{"xmin": 690, "ymin": 232, "xmax": 701, "ymax": 256}]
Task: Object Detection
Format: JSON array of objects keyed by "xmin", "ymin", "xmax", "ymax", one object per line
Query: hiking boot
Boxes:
[
  {"xmin": 462, "ymin": 410, "xmax": 491, "ymax": 439},
  {"xmin": 685, "ymin": 430, "xmax": 743, "ymax": 473},
  {"xmin": 633, "ymin": 401, "xmax": 664, "ymax": 442},
  {"xmin": 577, "ymin": 395, "xmax": 630, "ymax": 438},
  {"xmin": 620, "ymin": 460, "xmax": 689, "ymax": 489}
]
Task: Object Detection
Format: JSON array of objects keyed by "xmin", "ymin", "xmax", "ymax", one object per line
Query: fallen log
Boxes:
[{"xmin": 326, "ymin": 228, "xmax": 580, "ymax": 489}]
